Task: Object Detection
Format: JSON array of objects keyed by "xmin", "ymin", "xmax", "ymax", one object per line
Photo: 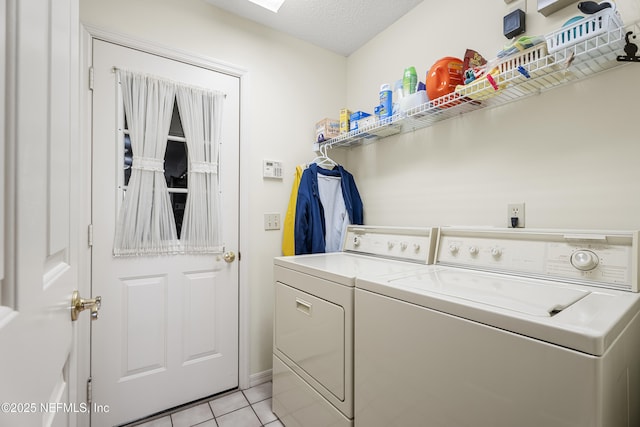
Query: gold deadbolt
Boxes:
[{"xmin": 71, "ymin": 290, "xmax": 102, "ymax": 321}]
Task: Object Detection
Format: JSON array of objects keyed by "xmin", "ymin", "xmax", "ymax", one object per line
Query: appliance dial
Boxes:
[
  {"xmin": 448, "ymin": 243, "xmax": 459, "ymax": 254},
  {"xmin": 491, "ymin": 247, "xmax": 502, "ymax": 258},
  {"xmin": 413, "ymin": 243, "xmax": 421, "ymax": 252},
  {"xmin": 353, "ymin": 236, "xmax": 361, "ymax": 247},
  {"xmin": 387, "ymin": 241, "xmax": 395, "ymax": 250},
  {"xmin": 571, "ymin": 250, "xmax": 599, "ymax": 271},
  {"xmin": 468, "ymin": 246, "xmax": 479, "ymax": 255}
]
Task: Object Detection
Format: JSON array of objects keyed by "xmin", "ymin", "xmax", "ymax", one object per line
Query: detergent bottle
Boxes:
[
  {"xmin": 403, "ymin": 66, "xmax": 417, "ymax": 95},
  {"xmin": 376, "ymin": 83, "xmax": 392, "ymax": 119}
]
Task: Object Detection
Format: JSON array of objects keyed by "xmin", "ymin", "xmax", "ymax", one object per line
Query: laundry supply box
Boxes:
[
  {"xmin": 340, "ymin": 108, "xmax": 352, "ymax": 133},
  {"xmin": 349, "ymin": 111, "xmax": 372, "ymax": 131},
  {"xmin": 315, "ymin": 118, "xmax": 340, "ymax": 142}
]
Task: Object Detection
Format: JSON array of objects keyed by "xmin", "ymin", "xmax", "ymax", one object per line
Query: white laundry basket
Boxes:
[
  {"xmin": 545, "ymin": 8, "xmax": 623, "ymax": 53},
  {"xmin": 497, "ymin": 43, "xmax": 549, "ymax": 74}
]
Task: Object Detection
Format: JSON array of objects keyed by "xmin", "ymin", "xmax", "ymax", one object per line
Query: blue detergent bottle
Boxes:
[{"xmin": 376, "ymin": 83, "xmax": 393, "ymax": 119}]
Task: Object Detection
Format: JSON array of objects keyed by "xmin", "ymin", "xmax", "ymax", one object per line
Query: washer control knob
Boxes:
[
  {"xmin": 353, "ymin": 236, "xmax": 361, "ymax": 247},
  {"xmin": 400, "ymin": 242, "xmax": 408, "ymax": 251},
  {"xmin": 468, "ymin": 246, "xmax": 479, "ymax": 255},
  {"xmin": 387, "ymin": 241, "xmax": 395, "ymax": 250},
  {"xmin": 449, "ymin": 243, "xmax": 459, "ymax": 254},
  {"xmin": 571, "ymin": 250, "xmax": 599, "ymax": 271},
  {"xmin": 413, "ymin": 243, "xmax": 421, "ymax": 252},
  {"xmin": 491, "ymin": 247, "xmax": 502, "ymax": 258}
]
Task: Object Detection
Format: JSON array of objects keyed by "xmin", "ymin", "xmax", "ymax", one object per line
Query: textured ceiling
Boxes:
[{"xmin": 204, "ymin": 0, "xmax": 425, "ymax": 56}]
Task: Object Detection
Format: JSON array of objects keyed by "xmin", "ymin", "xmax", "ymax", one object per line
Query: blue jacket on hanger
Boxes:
[{"xmin": 294, "ymin": 163, "xmax": 363, "ymax": 255}]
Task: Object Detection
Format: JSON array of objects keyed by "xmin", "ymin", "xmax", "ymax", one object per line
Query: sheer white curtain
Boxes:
[
  {"xmin": 113, "ymin": 70, "xmax": 178, "ymax": 256},
  {"xmin": 176, "ymin": 86, "xmax": 224, "ymax": 253}
]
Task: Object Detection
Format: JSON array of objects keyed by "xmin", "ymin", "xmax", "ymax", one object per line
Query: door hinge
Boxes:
[
  {"xmin": 86, "ymin": 377, "xmax": 92, "ymax": 406},
  {"xmin": 89, "ymin": 67, "xmax": 94, "ymax": 91},
  {"xmin": 88, "ymin": 224, "xmax": 93, "ymax": 247}
]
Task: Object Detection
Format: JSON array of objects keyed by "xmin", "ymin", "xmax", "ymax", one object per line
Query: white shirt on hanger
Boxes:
[{"xmin": 317, "ymin": 173, "xmax": 348, "ymax": 252}]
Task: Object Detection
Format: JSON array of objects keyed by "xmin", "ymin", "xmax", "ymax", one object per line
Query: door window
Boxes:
[
  {"xmin": 123, "ymin": 102, "xmax": 188, "ymax": 237},
  {"xmin": 114, "ymin": 69, "xmax": 224, "ymax": 256}
]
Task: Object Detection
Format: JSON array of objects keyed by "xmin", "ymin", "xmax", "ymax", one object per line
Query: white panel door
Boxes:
[
  {"xmin": 90, "ymin": 40, "xmax": 240, "ymax": 426},
  {"xmin": 0, "ymin": 0, "xmax": 81, "ymax": 426}
]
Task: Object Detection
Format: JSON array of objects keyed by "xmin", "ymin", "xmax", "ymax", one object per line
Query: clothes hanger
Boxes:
[{"xmin": 309, "ymin": 143, "xmax": 338, "ymax": 169}]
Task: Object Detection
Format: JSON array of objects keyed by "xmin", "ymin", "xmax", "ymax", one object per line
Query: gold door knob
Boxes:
[
  {"xmin": 223, "ymin": 251, "xmax": 236, "ymax": 263},
  {"xmin": 71, "ymin": 290, "xmax": 102, "ymax": 321}
]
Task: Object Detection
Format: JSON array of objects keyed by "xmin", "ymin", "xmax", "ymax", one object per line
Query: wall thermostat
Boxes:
[{"xmin": 263, "ymin": 160, "xmax": 283, "ymax": 179}]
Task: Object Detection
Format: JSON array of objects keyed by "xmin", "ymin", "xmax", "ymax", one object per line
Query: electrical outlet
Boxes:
[
  {"xmin": 264, "ymin": 213, "xmax": 281, "ymax": 230},
  {"xmin": 508, "ymin": 203, "xmax": 525, "ymax": 228}
]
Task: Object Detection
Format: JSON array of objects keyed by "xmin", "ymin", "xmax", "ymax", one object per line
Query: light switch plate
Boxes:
[{"xmin": 264, "ymin": 213, "xmax": 281, "ymax": 230}]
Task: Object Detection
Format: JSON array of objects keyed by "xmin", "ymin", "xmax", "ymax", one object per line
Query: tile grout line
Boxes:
[
  {"xmin": 242, "ymin": 389, "xmax": 266, "ymax": 426},
  {"xmin": 205, "ymin": 393, "xmax": 272, "ymax": 426}
]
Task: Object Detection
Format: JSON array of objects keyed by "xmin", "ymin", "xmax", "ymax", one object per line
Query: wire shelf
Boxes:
[{"xmin": 317, "ymin": 18, "xmax": 637, "ymax": 151}]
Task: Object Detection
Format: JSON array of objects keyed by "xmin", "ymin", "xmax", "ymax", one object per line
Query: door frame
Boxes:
[{"xmin": 78, "ymin": 25, "xmax": 251, "ymax": 417}]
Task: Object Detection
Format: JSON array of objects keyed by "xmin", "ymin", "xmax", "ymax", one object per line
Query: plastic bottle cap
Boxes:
[{"xmin": 380, "ymin": 83, "xmax": 391, "ymax": 91}]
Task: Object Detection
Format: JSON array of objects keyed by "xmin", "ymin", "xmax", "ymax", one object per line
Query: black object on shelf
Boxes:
[
  {"xmin": 617, "ymin": 31, "xmax": 640, "ymax": 62},
  {"xmin": 504, "ymin": 9, "xmax": 526, "ymax": 39},
  {"xmin": 577, "ymin": 1, "xmax": 612, "ymax": 14}
]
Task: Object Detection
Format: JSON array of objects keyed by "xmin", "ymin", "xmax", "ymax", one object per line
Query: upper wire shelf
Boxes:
[{"xmin": 316, "ymin": 17, "xmax": 638, "ymax": 151}]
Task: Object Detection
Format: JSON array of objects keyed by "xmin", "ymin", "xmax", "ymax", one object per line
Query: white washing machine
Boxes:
[
  {"xmin": 355, "ymin": 227, "xmax": 640, "ymax": 427},
  {"xmin": 272, "ymin": 226, "xmax": 438, "ymax": 427}
]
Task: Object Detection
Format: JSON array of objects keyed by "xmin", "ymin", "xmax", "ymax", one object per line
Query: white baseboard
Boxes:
[{"xmin": 247, "ymin": 369, "xmax": 272, "ymax": 388}]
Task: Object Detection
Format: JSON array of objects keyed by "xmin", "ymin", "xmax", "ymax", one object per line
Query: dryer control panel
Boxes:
[
  {"xmin": 343, "ymin": 226, "xmax": 438, "ymax": 264},
  {"xmin": 436, "ymin": 227, "xmax": 639, "ymax": 292}
]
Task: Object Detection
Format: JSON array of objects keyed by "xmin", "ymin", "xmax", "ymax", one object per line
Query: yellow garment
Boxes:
[{"xmin": 282, "ymin": 165, "xmax": 304, "ymax": 256}]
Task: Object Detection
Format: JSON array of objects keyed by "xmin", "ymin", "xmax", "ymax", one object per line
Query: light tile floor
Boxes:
[{"xmin": 125, "ymin": 382, "xmax": 282, "ymax": 427}]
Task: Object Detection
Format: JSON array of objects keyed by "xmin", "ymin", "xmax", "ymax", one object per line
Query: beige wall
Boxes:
[
  {"xmin": 80, "ymin": 0, "xmax": 347, "ymax": 378},
  {"xmin": 343, "ymin": 0, "xmax": 640, "ymax": 230},
  {"xmin": 81, "ymin": 0, "xmax": 640, "ymax": 380}
]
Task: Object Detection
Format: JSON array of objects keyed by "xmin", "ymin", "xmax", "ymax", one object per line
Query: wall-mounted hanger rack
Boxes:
[{"xmin": 617, "ymin": 31, "xmax": 640, "ymax": 62}]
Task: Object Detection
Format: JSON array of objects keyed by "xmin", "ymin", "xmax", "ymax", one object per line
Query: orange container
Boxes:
[{"xmin": 426, "ymin": 57, "xmax": 465, "ymax": 107}]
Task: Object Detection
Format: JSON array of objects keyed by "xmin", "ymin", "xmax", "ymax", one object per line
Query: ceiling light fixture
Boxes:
[{"xmin": 248, "ymin": 0, "xmax": 285, "ymax": 13}]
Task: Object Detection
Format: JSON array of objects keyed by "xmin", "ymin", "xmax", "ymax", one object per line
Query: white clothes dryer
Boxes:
[
  {"xmin": 355, "ymin": 227, "xmax": 640, "ymax": 427},
  {"xmin": 272, "ymin": 226, "xmax": 438, "ymax": 427}
]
